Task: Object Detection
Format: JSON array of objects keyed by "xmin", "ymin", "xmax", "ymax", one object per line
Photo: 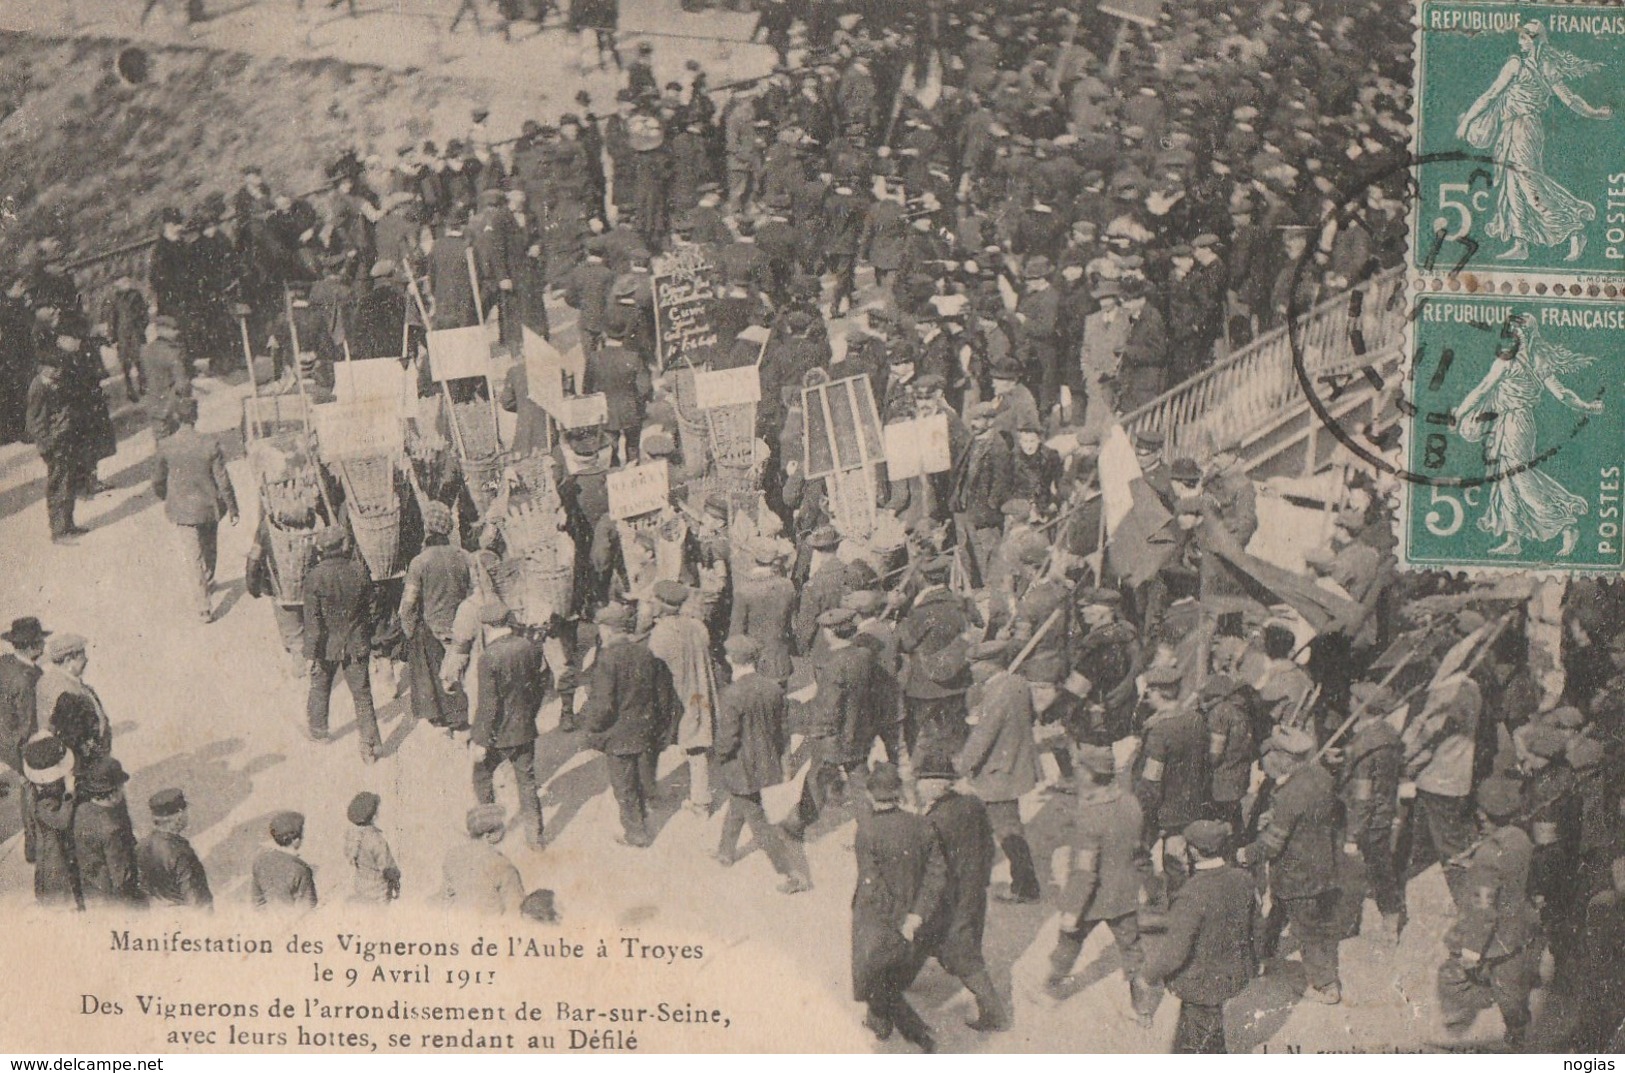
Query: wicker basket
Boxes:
[
  {"xmin": 668, "ymin": 366, "xmax": 711, "ymax": 470},
  {"xmin": 489, "ymin": 552, "xmax": 575, "ymax": 627},
  {"xmin": 336, "ymin": 456, "xmax": 399, "ymax": 516},
  {"xmin": 451, "ymin": 398, "xmax": 500, "ymax": 459},
  {"xmin": 350, "ymin": 509, "xmax": 403, "ymax": 580},
  {"xmin": 461, "ymin": 454, "xmax": 503, "ymax": 514},
  {"xmin": 266, "ymin": 522, "xmax": 322, "ymax": 604},
  {"xmin": 706, "ymin": 403, "xmax": 758, "ymax": 468},
  {"xmin": 829, "ymin": 466, "xmax": 876, "ymax": 541}
]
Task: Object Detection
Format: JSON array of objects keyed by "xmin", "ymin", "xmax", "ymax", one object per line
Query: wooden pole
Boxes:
[
  {"xmin": 283, "ymin": 287, "xmax": 339, "ymax": 525},
  {"xmin": 238, "ymin": 313, "xmax": 259, "ymax": 398}
]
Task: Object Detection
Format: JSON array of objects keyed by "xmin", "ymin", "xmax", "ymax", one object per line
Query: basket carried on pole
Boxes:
[
  {"xmin": 334, "ymin": 455, "xmax": 403, "ymax": 580},
  {"xmin": 450, "ymin": 397, "xmax": 502, "ymax": 512},
  {"xmin": 829, "ymin": 466, "xmax": 877, "ymax": 541},
  {"xmin": 668, "ymin": 366, "xmax": 711, "ymax": 471},
  {"xmin": 489, "ymin": 545, "xmax": 575, "ymax": 628},
  {"xmin": 265, "ymin": 521, "xmax": 324, "ymax": 605},
  {"xmin": 705, "ymin": 402, "xmax": 757, "ymax": 469}
]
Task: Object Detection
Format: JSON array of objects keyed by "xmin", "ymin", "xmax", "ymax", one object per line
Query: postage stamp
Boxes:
[
  {"xmin": 1413, "ymin": 1, "xmax": 1625, "ymax": 282},
  {"xmin": 1400, "ymin": 292, "xmax": 1625, "ymax": 572}
]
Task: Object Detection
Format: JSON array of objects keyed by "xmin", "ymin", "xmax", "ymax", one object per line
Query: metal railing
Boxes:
[{"xmin": 1122, "ymin": 266, "xmax": 1409, "ymax": 461}]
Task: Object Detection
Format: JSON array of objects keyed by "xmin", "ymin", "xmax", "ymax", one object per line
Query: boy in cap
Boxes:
[
  {"xmin": 442, "ymin": 805, "xmax": 525, "ymax": 917},
  {"xmin": 1137, "ymin": 819, "xmax": 1259, "ymax": 1053},
  {"xmin": 851, "ymin": 762, "xmax": 947, "ymax": 1052},
  {"xmin": 1049, "ymin": 742, "xmax": 1155, "ymax": 1024},
  {"xmin": 713, "ymin": 635, "xmax": 809, "ymax": 893},
  {"xmin": 136, "ymin": 788, "xmax": 212, "ymax": 909},
  {"xmin": 344, "ymin": 791, "xmax": 400, "ymax": 904},
  {"xmin": 73, "ymin": 754, "xmax": 143, "ymax": 906},
  {"xmin": 252, "ymin": 811, "xmax": 317, "ymax": 912}
]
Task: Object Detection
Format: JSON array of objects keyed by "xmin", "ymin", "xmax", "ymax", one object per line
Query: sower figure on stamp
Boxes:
[{"xmin": 1456, "ymin": 19, "xmax": 1612, "ymax": 263}]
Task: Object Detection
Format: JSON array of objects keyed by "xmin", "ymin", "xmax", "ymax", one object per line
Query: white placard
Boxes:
[
  {"xmin": 884, "ymin": 421, "xmax": 924, "ymax": 480},
  {"xmin": 334, "ymin": 358, "xmax": 407, "ymax": 404},
  {"xmin": 312, "ymin": 398, "xmax": 404, "ymax": 461},
  {"xmin": 916, "ymin": 411, "xmax": 952, "ymax": 474},
  {"xmin": 693, "ymin": 364, "xmax": 762, "ymax": 409},
  {"xmin": 427, "ymin": 325, "xmax": 491, "ymax": 382},
  {"xmin": 556, "ymin": 392, "xmax": 608, "ymax": 429},
  {"xmin": 607, "ymin": 459, "xmax": 670, "ymax": 519}
]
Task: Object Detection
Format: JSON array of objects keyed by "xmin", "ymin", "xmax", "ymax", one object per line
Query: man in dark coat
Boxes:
[
  {"xmin": 1136, "ymin": 665, "xmax": 1213, "ymax": 900},
  {"xmin": 25, "ymin": 351, "xmax": 80, "ymax": 542},
  {"xmin": 957, "ymin": 667, "xmax": 1044, "ymax": 904},
  {"xmin": 897, "ymin": 557, "xmax": 975, "ymax": 756},
  {"xmin": 727, "ymin": 545, "xmax": 796, "ymax": 683},
  {"xmin": 852, "ymin": 763, "xmax": 947, "ymax": 1052},
  {"xmin": 714, "ymin": 636, "xmax": 809, "ymax": 892},
  {"xmin": 951, "ymin": 402, "xmax": 1014, "ymax": 586},
  {"xmin": 0, "ymin": 617, "xmax": 46, "ymax": 860},
  {"xmin": 152, "ymin": 397, "xmax": 239, "ymax": 624},
  {"xmin": 1137, "ymin": 820, "xmax": 1260, "ymax": 1053},
  {"xmin": 251, "ymin": 811, "xmax": 317, "ymax": 911},
  {"xmin": 1049, "ymin": 744, "xmax": 1155, "ymax": 1022},
  {"xmin": 472, "ymin": 602, "xmax": 545, "ymax": 848},
  {"xmin": 565, "ymin": 243, "xmax": 615, "ymax": 351},
  {"xmin": 1239, "ymin": 727, "xmax": 1345, "ymax": 1005},
  {"xmin": 783, "ymin": 609, "xmax": 881, "ymax": 841},
  {"xmin": 1342, "ymin": 680, "xmax": 1405, "ymax": 943},
  {"xmin": 581, "ymin": 603, "xmax": 676, "ymax": 847},
  {"xmin": 302, "ymin": 530, "xmax": 381, "ymax": 761},
  {"xmin": 583, "ymin": 310, "xmax": 649, "ymax": 464},
  {"xmin": 912, "ymin": 749, "xmax": 1004, "ymax": 1031},
  {"xmin": 135, "ymin": 788, "xmax": 212, "ymax": 909},
  {"xmin": 72, "ymin": 755, "xmax": 144, "ymax": 907}
]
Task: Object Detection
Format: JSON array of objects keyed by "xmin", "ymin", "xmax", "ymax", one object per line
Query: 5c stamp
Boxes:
[
  {"xmin": 1414, "ymin": 1, "xmax": 1624, "ymax": 281},
  {"xmin": 1401, "ymin": 293, "xmax": 1624, "ymax": 572}
]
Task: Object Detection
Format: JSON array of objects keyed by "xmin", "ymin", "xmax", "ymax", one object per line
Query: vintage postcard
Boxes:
[{"xmin": 0, "ymin": 0, "xmax": 1620, "ymax": 1060}]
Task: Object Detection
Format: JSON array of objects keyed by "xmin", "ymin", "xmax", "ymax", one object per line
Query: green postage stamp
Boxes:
[
  {"xmin": 1401, "ymin": 294, "xmax": 1625, "ymax": 572},
  {"xmin": 1413, "ymin": 1, "xmax": 1625, "ymax": 280}
]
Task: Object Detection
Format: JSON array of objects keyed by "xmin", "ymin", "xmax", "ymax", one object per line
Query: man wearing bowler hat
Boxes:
[
  {"xmin": 136, "ymin": 788, "xmax": 212, "ymax": 909},
  {"xmin": 472, "ymin": 601, "xmax": 546, "ymax": 849},
  {"xmin": 1137, "ymin": 819, "xmax": 1259, "ymax": 1053},
  {"xmin": 73, "ymin": 754, "xmax": 144, "ymax": 906},
  {"xmin": 0, "ymin": 617, "xmax": 48, "ymax": 806}
]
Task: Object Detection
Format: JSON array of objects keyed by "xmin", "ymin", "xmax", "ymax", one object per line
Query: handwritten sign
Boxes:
[
  {"xmin": 427, "ymin": 325, "xmax": 492, "ymax": 382},
  {"xmin": 693, "ymin": 364, "xmax": 762, "ymax": 409},
  {"xmin": 607, "ymin": 459, "xmax": 670, "ymax": 519},
  {"xmin": 312, "ymin": 398, "xmax": 404, "ymax": 461},
  {"xmin": 652, "ymin": 250, "xmax": 721, "ymax": 367},
  {"xmin": 556, "ymin": 392, "xmax": 608, "ymax": 430},
  {"xmin": 334, "ymin": 358, "xmax": 407, "ymax": 404}
]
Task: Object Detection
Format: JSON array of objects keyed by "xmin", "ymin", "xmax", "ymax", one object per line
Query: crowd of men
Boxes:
[{"xmin": 1, "ymin": 0, "xmax": 1622, "ymax": 1055}]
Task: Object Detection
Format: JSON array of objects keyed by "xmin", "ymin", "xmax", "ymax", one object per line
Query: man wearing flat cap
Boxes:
[
  {"xmin": 728, "ymin": 542, "xmax": 796, "ymax": 684},
  {"xmin": 1437, "ymin": 775, "xmax": 1541, "ymax": 1046},
  {"xmin": 911, "ymin": 746, "xmax": 1005, "ymax": 1032},
  {"xmin": 898, "ymin": 554, "xmax": 977, "ymax": 758},
  {"xmin": 1238, "ymin": 726, "xmax": 1344, "ymax": 1005},
  {"xmin": 1137, "ymin": 819, "xmax": 1259, "ymax": 1053},
  {"xmin": 1341, "ymin": 680, "xmax": 1405, "ymax": 944},
  {"xmin": 713, "ymin": 635, "xmax": 809, "ymax": 893},
  {"xmin": 850, "ymin": 761, "xmax": 948, "ymax": 1052},
  {"xmin": 399, "ymin": 501, "xmax": 474, "ymax": 733},
  {"xmin": 303, "ymin": 528, "xmax": 382, "ymax": 761},
  {"xmin": 580, "ymin": 602, "xmax": 678, "ymax": 848},
  {"xmin": 153, "ymin": 395, "xmax": 238, "ymax": 624},
  {"xmin": 952, "ymin": 401, "xmax": 1013, "ymax": 587},
  {"xmin": 1135, "ymin": 662, "xmax": 1209, "ymax": 901},
  {"xmin": 647, "ymin": 580, "xmax": 718, "ymax": 816},
  {"xmin": 783, "ymin": 607, "xmax": 882, "ymax": 842},
  {"xmin": 442, "ymin": 804, "xmax": 525, "ymax": 917},
  {"xmin": 1049, "ymin": 742, "xmax": 1155, "ymax": 1020},
  {"xmin": 473, "ymin": 601, "xmax": 547, "ymax": 849},
  {"xmin": 252, "ymin": 811, "xmax": 317, "ymax": 912},
  {"xmin": 136, "ymin": 788, "xmax": 212, "ymax": 909}
]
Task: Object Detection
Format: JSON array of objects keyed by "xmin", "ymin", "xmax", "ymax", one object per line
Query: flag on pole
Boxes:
[{"xmin": 1100, "ymin": 423, "xmax": 1177, "ymax": 587}]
